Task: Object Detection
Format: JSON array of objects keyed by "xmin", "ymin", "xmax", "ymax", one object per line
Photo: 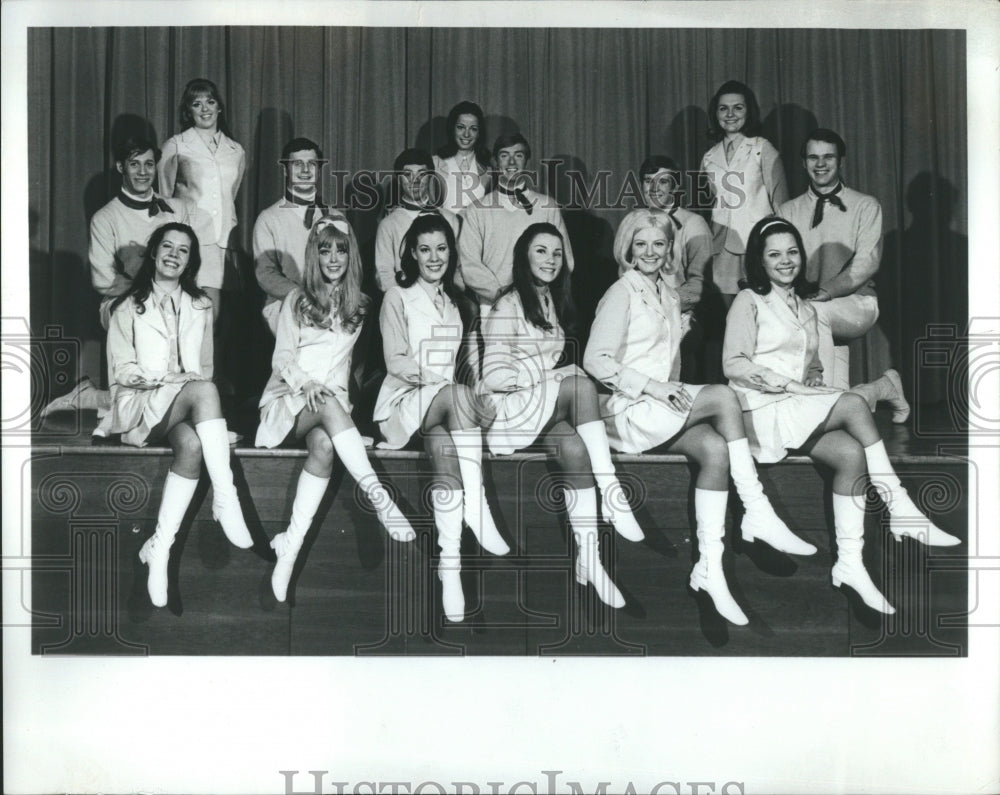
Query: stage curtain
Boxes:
[{"xmin": 26, "ymin": 27, "xmax": 966, "ymax": 402}]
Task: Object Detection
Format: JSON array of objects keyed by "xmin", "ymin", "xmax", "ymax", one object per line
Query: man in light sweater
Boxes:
[
  {"xmin": 374, "ymin": 147, "xmax": 461, "ymax": 293},
  {"xmin": 41, "ymin": 136, "xmax": 208, "ymax": 420},
  {"xmin": 459, "ymin": 133, "xmax": 574, "ymax": 308},
  {"xmin": 253, "ymin": 137, "xmax": 347, "ymax": 333},
  {"xmin": 778, "ymin": 128, "xmax": 907, "ymax": 418}
]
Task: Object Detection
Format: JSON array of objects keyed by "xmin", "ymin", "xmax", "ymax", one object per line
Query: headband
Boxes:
[
  {"xmin": 313, "ymin": 217, "xmax": 351, "ymax": 236},
  {"xmin": 757, "ymin": 218, "xmax": 790, "ymax": 236}
]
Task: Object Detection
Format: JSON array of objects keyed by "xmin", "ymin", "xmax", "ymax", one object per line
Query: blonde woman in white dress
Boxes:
[
  {"xmin": 98, "ymin": 222, "xmax": 254, "ymax": 607},
  {"xmin": 481, "ymin": 222, "xmax": 646, "ymax": 609},
  {"xmin": 374, "ymin": 214, "xmax": 507, "ymax": 622},
  {"xmin": 723, "ymin": 217, "xmax": 960, "ymax": 615},
  {"xmin": 585, "ymin": 209, "xmax": 813, "ymax": 626},
  {"xmin": 256, "ymin": 218, "xmax": 415, "ymax": 603}
]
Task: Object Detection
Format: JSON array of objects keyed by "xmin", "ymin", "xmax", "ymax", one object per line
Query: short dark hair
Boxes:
[
  {"xmin": 741, "ymin": 216, "xmax": 817, "ymax": 298},
  {"xmin": 393, "ymin": 147, "xmax": 434, "ymax": 173},
  {"xmin": 281, "ymin": 137, "xmax": 323, "ymax": 161},
  {"xmin": 492, "ymin": 132, "xmax": 531, "ymax": 162},
  {"xmin": 707, "ymin": 80, "xmax": 762, "ymax": 140},
  {"xmin": 800, "ymin": 128, "xmax": 847, "ymax": 159},
  {"xmin": 115, "ymin": 136, "xmax": 159, "ymax": 166},
  {"xmin": 638, "ymin": 155, "xmax": 680, "ymax": 182}
]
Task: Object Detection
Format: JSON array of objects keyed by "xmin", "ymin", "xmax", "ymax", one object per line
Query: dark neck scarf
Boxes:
[
  {"xmin": 809, "ymin": 183, "xmax": 847, "ymax": 228},
  {"xmin": 496, "ymin": 182, "xmax": 533, "ymax": 214},
  {"xmin": 118, "ymin": 191, "xmax": 173, "ymax": 217},
  {"xmin": 284, "ymin": 190, "xmax": 330, "ymax": 229}
]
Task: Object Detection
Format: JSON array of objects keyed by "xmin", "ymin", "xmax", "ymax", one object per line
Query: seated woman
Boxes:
[
  {"xmin": 480, "ymin": 222, "xmax": 645, "ymax": 609},
  {"xmin": 256, "ymin": 218, "xmax": 415, "ymax": 603},
  {"xmin": 584, "ymin": 209, "xmax": 813, "ymax": 627},
  {"xmin": 723, "ymin": 217, "xmax": 960, "ymax": 615},
  {"xmin": 373, "ymin": 214, "xmax": 508, "ymax": 622},
  {"xmin": 96, "ymin": 222, "xmax": 253, "ymax": 608}
]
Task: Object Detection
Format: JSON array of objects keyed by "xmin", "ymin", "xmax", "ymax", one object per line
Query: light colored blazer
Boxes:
[
  {"xmin": 158, "ymin": 128, "xmax": 246, "ymax": 245},
  {"xmin": 106, "ymin": 289, "xmax": 214, "ymax": 389},
  {"xmin": 373, "ymin": 283, "xmax": 469, "ymax": 421},
  {"xmin": 722, "ymin": 287, "xmax": 824, "ymax": 410},
  {"xmin": 584, "ymin": 269, "xmax": 682, "ymax": 400},
  {"xmin": 481, "ymin": 290, "xmax": 581, "ymax": 393},
  {"xmin": 258, "ymin": 288, "xmax": 363, "ymax": 414},
  {"xmin": 701, "ymin": 135, "xmax": 787, "ymax": 255}
]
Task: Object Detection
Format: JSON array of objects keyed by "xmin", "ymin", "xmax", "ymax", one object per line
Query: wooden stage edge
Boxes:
[{"xmin": 26, "ymin": 409, "xmax": 971, "ymax": 657}]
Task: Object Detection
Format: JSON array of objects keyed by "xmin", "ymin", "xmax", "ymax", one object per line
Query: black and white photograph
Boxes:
[{"xmin": 3, "ymin": 1, "xmax": 998, "ymax": 793}]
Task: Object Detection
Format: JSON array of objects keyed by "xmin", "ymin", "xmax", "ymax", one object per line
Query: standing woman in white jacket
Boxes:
[
  {"xmin": 256, "ymin": 218, "xmax": 415, "ymax": 603},
  {"xmin": 481, "ymin": 222, "xmax": 646, "ymax": 609},
  {"xmin": 585, "ymin": 209, "xmax": 814, "ymax": 626},
  {"xmin": 97, "ymin": 222, "xmax": 254, "ymax": 608},
  {"xmin": 158, "ymin": 78, "xmax": 246, "ymax": 319},
  {"xmin": 700, "ymin": 80, "xmax": 788, "ymax": 306},
  {"xmin": 723, "ymin": 217, "xmax": 960, "ymax": 615},
  {"xmin": 373, "ymin": 214, "xmax": 508, "ymax": 622}
]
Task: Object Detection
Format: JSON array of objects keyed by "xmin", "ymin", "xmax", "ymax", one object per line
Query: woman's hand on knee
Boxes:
[
  {"xmin": 302, "ymin": 380, "xmax": 335, "ymax": 413},
  {"xmin": 646, "ymin": 380, "xmax": 693, "ymax": 414}
]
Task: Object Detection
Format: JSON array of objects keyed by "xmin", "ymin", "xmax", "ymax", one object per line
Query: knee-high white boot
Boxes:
[
  {"xmin": 138, "ymin": 471, "xmax": 199, "ymax": 607},
  {"xmin": 271, "ymin": 469, "xmax": 329, "ymax": 602},
  {"xmin": 331, "ymin": 426, "xmax": 416, "ymax": 542},
  {"xmin": 850, "ymin": 369, "xmax": 910, "ymax": 424},
  {"xmin": 195, "ymin": 418, "xmax": 253, "ymax": 548},
  {"xmin": 566, "ymin": 486, "xmax": 625, "ymax": 608},
  {"xmin": 434, "ymin": 488, "xmax": 466, "ymax": 622},
  {"xmin": 830, "ymin": 493, "xmax": 895, "ymax": 614},
  {"xmin": 689, "ymin": 488, "xmax": 749, "ymax": 625},
  {"xmin": 449, "ymin": 428, "xmax": 509, "ymax": 555},
  {"xmin": 728, "ymin": 438, "xmax": 817, "ymax": 555},
  {"xmin": 575, "ymin": 420, "xmax": 644, "ymax": 542},
  {"xmin": 863, "ymin": 440, "xmax": 960, "ymax": 546}
]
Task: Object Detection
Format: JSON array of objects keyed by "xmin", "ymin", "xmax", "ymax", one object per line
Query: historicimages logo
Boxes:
[{"xmin": 279, "ymin": 770, "xmax": 747, "ymax": 795}]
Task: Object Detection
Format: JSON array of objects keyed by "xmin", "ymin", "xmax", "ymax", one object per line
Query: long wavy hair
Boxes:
[
  {"xmin": 178, "ymin": 77, "xmax": 233, "ymax": 137},
  {"xmin": 397, "ymin": 214, "xmax": 475, "ymax": 329},
  {"xmin": 296, "ymin": 218, "xmax": 368, "ymax": 332},
  {"xmin": 740, "ymin": 216, "xmax": 818, "ymax": 297},
  {"xmin": 109, "ymin": 223, "xmax": 208, "ymax": 315},
  {"xmin": 612, "ymin": 209, "xmax": 677, "ymax": 277},
  {"xmin": 707, "ymin": 79, "xmax": 762, "ymax": 141},
  {"xmin": 436, "ymin": 100, "xmax": 491, "ymax": 168},
  {"xmin": 503, "ymin": 222, "xmax": 577, "ymax": 336}
]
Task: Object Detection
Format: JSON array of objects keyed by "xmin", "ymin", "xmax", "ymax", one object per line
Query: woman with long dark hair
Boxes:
[
  {"xmin": 96, "ymin": 222, "xmax": 253, "ymax": 607},
  {"xmin": 481, "ymin": 222, "xmax": 646, "ymax": 608},
  {"xmin": 723, "ymin": 217, "xmax": 960, "ymax": 614},
  {"xmin": 373, "ymin": 214, "xmax": 507, "ymax": 621},
  {"xmin": 256, "ymin": 217, "xmax": 415, "ymax": 603},
  {"xmin": 433, "ymin": 100, "xmax": 492, "ymax": 214}
]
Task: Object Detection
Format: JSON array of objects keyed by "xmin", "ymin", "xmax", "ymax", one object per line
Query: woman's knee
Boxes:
[
  {"xmin": 555, "ymin": 431, "xmax": 591, "ymax": 471},
  {"xmin": 837, "ymin": 392, "xmax": 870, "ymax": 417},
  {"xmin": 307, "ymin": 431, "xmax": 336, "ymax": 469},
  {"xmin": 173, "ymin": 431, "xmax": 203, "ymax": 465},
  {"xmin": 565, "ymin": 374, "xmax": 597, "ymax": 401},
  {"xmin": 693, "ymin": 429, "xmax": 729, "ymax": 468}
]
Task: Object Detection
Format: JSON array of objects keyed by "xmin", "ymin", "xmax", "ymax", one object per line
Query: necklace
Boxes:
[{"xmin": 457, "ymin": 152, "xmax": 474, "ymax": 172}]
